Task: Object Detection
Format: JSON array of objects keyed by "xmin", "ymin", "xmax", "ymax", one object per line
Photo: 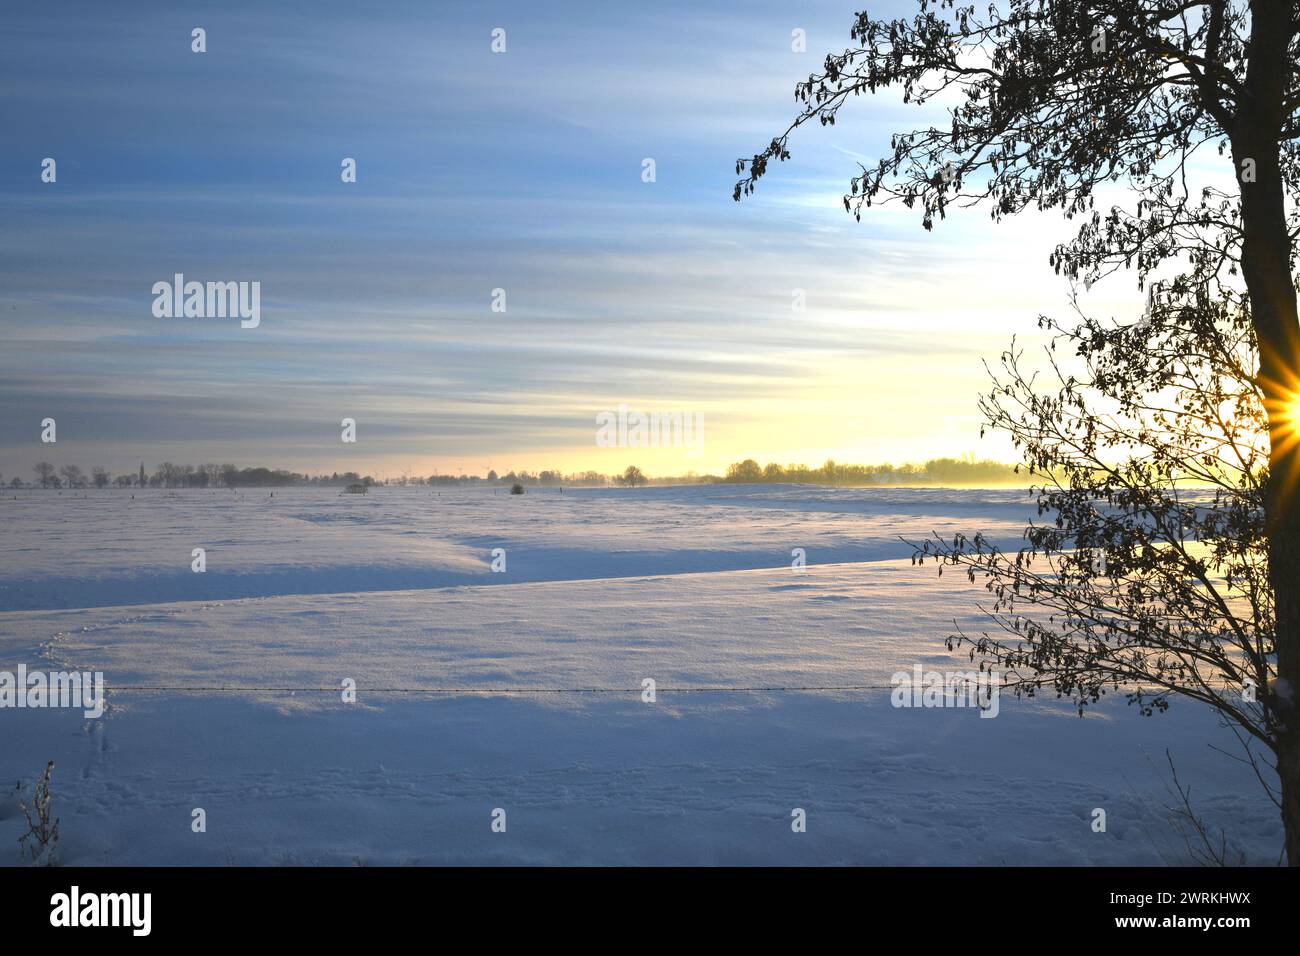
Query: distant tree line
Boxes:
[
  {"xmin": 8, "ymin": 456, "xmax": 1021, "ymax": 490},
  {"xmin": 723, "ymin": 456, "xmax": 1021, "ymax": 487},
  {"xmin": 16, "ymin": 462, "xmax": 379, "ymax": 490}
]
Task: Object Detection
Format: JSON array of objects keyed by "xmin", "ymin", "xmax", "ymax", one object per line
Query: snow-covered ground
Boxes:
[{"xmin": 0, "ymin": 485, "xmax": 1282, "ymax": 865}]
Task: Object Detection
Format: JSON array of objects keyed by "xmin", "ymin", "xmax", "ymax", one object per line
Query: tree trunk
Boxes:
[{"xmin": 1235, "ymin": 0, "xmax": 1300, "ymax": 865}]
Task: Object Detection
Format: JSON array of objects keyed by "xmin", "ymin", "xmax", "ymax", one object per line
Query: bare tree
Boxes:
[{"xmin": 913, "ymin": 283, "xmax": 1284, "ymax": 848}]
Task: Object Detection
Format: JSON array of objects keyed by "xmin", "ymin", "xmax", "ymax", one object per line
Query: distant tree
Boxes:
[
  {"xmin": 725, "ymin": 459, "xmax": 762, "ymax": 484},
  {"xmin": 153, "ymin": 462, "xmax": 177, "ymax": 488},
  {"xmin": 487, "ymin": 469, "xmax": 499, "ymax": 482},
  {"xmin": 113, "ymin": 474, "xmax": 133, "ymax": 488},
  {"xmin": 32, "ymin": 462, "xmax": 54, "ymax": 488},
  {"xmin": 58, "ymin": 465, "xmax": 84, "ymax": 489},
  {"xmin": 9, "ymin": 476, "xmax": 21, "ymax": 489},
  {"xmin": 618, "ymin": 465, "xmax": 648, "ymax": 487},
  {"xmin": 510, "ymin": 482, "xmax": 525, "ymax": 495},
  {"xmin": 763, "ymin": 462, "xmax": 786, "ymax": 482},
  {"xmin": 91, "ymin": 466, "xmax": 110, "ymax": 489}
]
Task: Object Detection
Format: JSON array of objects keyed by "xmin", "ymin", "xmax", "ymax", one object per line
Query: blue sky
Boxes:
[{"xmin": 0, "ymin": 0, "xmax": 1122, "ymax": 479}]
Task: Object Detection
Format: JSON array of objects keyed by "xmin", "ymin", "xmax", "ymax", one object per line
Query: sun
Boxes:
[{"xmin": 1262, "ymin": 383, "xmax": 1300, "ymax": 481}]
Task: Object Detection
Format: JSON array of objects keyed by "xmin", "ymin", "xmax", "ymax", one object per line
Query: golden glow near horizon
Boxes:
[{"xmin": 362, "ymin": 362, "xmax": 1025, "ymax": 479}]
